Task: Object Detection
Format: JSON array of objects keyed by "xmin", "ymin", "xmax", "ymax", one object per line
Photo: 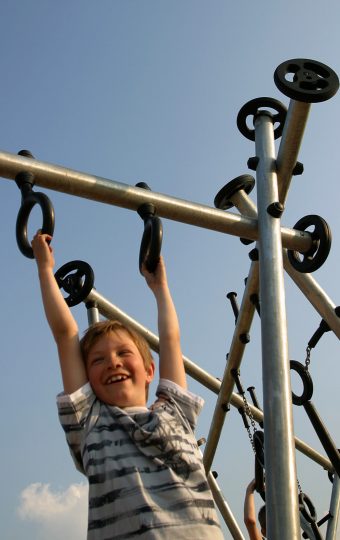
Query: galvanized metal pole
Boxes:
[
  {"xmin": 326, "ymin": 474, "xmax": 340, "ymax": 540},
  {"xmin": 0, "ymin": 149, "xmax": 311, "ymax": 251},
  {"xmin": 255, "ymin": 111, "xmax": 300, "ymax": 539},
  {"xmin": 203, "ymin": 260, "xmax": 258, "ymax": 472},
  {"xmin": 276, "ymin": 100, "xmax": 311, "ymax": 205},
  {"xmin": 207, "ymin": 472, "xmax": 245, "ymax": 540}
]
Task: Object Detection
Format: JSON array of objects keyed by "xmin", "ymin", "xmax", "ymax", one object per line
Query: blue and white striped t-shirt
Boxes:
[{"xmin": 57, "ymin": 379, "xmax": 224, "ymax": 539}]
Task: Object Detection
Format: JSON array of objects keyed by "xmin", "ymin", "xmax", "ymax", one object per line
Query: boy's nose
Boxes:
[{"xmin": 108, "ymin": 353, "xmax": 122, "ymax": 369}]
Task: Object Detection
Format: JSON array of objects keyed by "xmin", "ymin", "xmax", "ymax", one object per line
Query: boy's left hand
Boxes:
[{"xmin": 142, "ymin": 256, "xmax": 167, "ymax": 292}]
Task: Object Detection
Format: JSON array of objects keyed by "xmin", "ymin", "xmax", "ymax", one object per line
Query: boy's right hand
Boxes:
[{"xmin": 31, "ymin": 230, "xmax": 55, "ymax": 270}]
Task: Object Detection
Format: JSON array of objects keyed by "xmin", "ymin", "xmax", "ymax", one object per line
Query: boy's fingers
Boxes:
[
  {"xmin": 141, "ymin": 262, "xmax": 152, "ymax": 277},
  {"xmin": 31, "ymin": 233, "xmax": 53, "ymax": 249}
]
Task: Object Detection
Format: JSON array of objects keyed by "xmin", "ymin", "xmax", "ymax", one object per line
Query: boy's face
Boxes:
[{"xmin": 85, "ymin": 330, "xmax": 155, "ymax": 407}]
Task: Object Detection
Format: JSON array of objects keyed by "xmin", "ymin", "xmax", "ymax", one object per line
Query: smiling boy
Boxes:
[
  {"xmin": 81, "ymin": 323, "xmax": 155, "ymax": 407},
  {"xmin": 32, "ymin": 231, "xmax": 224, "ymax": 539}
]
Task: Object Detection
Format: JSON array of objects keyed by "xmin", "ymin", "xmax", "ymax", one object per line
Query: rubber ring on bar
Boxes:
[
  {"xmin": 274, "ymin": 58, "xmax": 339, "ymax": 103},
  {"xmin": 54, "ymin": 260, "xmax": 95, "ymax": 307},
  {"xmin": 287, "ymin": 214, "xmax": 332, "ymax": 273},
  {"xmin": 214, "ymin": 175, "xmax": 255, "ymax": 210},
  {"xmin": 236, "ymin": 97, "xmax": 287, "ymax": 141}
]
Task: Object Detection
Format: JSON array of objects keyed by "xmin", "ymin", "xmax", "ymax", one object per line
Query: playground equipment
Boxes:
[{"xmin": 1, "ymin": 57, "xmax": 340, "ymax": 539}]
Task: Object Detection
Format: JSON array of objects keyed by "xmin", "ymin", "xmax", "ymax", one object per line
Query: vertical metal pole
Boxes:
[
  {"xmin": 326, "ymin": 474, "xmax": 340, "ymax": 540},
  {"xmin": 255, "ymin": 112, "xmax": 300, "ymax": 539}
]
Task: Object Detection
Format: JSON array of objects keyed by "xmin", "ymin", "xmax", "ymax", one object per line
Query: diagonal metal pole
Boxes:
[
  {"xmin": 207, "ymin": 471, "xmax": 245, "ymax": 540},
  {"xmin": 276, "ymin": 99, "xmax": 311, "ymax": 205},
  {"xmin": 203, "ymin": 260, "xmax": 258, "ymax": 472}
]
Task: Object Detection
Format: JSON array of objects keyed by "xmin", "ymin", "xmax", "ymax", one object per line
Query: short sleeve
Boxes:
[
  {"xmin": 57, "ymin": 383, "xmax": 96, "ymax": 474},
  {"xmin": 156, "ymin": 378, "xmax": 204, "ymax": 431}
]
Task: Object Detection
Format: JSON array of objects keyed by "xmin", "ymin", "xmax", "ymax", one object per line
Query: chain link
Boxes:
[
  {"xmin": 305, "ymin": 345, "xmax": 311, "ymax": 370},
  {"xmin": 296, "ymin": 477, "xmax": 303, "ymax": 495},
  {"xmin": 241, "ymin": 392, "xmax": 257, "ymax": 454}
]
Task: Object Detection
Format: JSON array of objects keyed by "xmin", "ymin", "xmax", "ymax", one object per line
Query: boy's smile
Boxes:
[
  {"xmin": 106, "ymin": 374, "xmax": 130, "ymax": 384},
  {"xmin": 85, "ymin": 330, "xmax": 154, "ymax": 407}
]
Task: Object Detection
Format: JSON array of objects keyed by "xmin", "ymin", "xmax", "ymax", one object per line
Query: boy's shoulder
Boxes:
[
  {"xmin": 151, "ymin": 379, "xmax": 204, "ymax": 430},
  {"xmin": 156, "ymin": 378, "xmax": 204, "ymax": 405}
]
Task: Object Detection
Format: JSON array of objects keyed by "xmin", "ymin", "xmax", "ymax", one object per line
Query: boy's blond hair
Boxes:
[{"xmin": 80, "ymin": 319, "xmax": 154, "ymax": 370}]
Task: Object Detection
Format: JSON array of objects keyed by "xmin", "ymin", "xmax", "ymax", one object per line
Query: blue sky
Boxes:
[{"xmin": 1, "ymin": 1, "xmax": 340, "ymax": 538}]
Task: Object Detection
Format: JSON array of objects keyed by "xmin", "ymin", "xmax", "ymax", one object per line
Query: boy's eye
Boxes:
[
  {"xmin": 119, "ymin": 349, "xmax": 131, "ymax": 356},
  {"xmin": 91, "ymin": 356, "xmax": 104, "ymax": 365}
]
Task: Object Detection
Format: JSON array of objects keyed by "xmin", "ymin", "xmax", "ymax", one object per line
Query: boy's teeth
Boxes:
[{"xmin": 108, "ymin": 375, "xmax": 128, "ymax": 383}]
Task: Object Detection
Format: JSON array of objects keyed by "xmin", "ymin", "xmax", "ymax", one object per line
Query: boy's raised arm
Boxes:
[
  {"xmin": 32, "ymin": 232, "xmax": 88, "ymax": 394},
  {"xmin": 143, "ymin": 257, "xmax": 186, "ymax": 389},
  {"xmin": 244, "ymin": 480, "xmax": 263, "ymax": 540}
]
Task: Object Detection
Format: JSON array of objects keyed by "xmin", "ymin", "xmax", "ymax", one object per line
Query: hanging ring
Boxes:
[
  {"xmin": 139, "ymin": 210, "xmax": 163, "ymax": 273},
  {"xmin": 290, "ymin": 360, "xmax": 314, "ymax": 406},
  {"xmin": 15, "ymin": 150, "xmax": 55, "ymax": 259},
  {"xmin": 136, "ymin": 182, "xmax": 163, "ymax": 274},
  {"xmin": 299, "ymin": 492, "xmax": 317, "ymax": 524},
  {"xmin": 16, "ymin": 192, "xmax": 55, "ymax": 259}
]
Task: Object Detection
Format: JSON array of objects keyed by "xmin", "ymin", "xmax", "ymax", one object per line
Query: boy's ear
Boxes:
[{"xmin": 146, "ymin": 361, "xmax": 155, "ymax": 383}]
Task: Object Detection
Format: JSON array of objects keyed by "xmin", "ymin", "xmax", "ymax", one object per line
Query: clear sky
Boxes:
[{"xmin": 1, "ymin": 1, "xmax": 340, "ymax": 539}]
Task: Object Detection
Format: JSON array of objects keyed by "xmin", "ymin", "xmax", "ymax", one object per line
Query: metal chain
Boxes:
[
  {"xmin": 305, "ymin": 345, "xmax": 311, "ymax": 370},
  {"xmin": 241, "ymin": 392, "xmax": 257, "ymax": 454},
  {"xmin": 296, "ymin": 477, "xmax": 303, "ymax": 495},
  {"xmin": 296, "ymin": 344, "xmax": 312, "ymax": 494}
]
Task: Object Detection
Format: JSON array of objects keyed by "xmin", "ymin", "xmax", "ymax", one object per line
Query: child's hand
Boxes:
[
  {"xmin": 31, "ymin": 230, "xmax": 55, "ymax": 270},
  {"xmin": 142, "ymin": 256, "xmax": 167, "ymax": 292},
  {"xmin": 246, "ymin": 479, "xmax": 257, "ymax": 494}
]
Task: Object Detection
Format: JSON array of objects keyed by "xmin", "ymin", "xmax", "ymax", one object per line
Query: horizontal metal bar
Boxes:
[
  {"xmin": 0, "ymin": 150, "xmax": 312, "ymax": 250},
  {"xmin": 85, "ymin": 288, "xmax": 333, "ymax": 472}
]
